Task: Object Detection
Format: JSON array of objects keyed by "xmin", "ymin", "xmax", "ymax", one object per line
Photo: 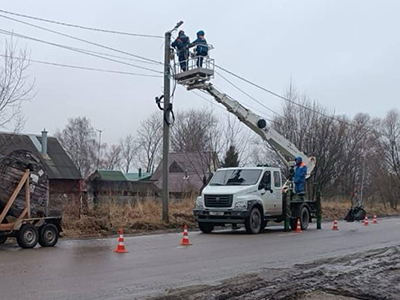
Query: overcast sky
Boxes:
[{"xmin": 1, "ymin": 0, "xmax": 399, "ymax": 145}]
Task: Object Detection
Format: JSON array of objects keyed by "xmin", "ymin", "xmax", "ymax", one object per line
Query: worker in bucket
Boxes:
[
  {"xmin": 171, "ymin": 30, "xmax": 190, "ymax": 71},
  {"xmin": 189, "ymin": 30, "xmax": 208, "ymax": 67},
  {"xmin": 294, "ymin": 156, "xmax": 307, "ymax": 196}
]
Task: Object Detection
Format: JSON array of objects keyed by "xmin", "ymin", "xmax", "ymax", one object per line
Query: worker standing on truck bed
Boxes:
[
  {"xmin": 172, "ymin": 30, "xmax": 190, "ymax": 71},
  {"xmin": 294, "ymin": 157, "xmax": 307, "ymax": 195}
]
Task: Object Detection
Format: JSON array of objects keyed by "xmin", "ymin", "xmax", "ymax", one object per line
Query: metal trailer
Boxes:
[{"xmin": 0, "ymin": 168, "xmax": 61, "ymax": 248}]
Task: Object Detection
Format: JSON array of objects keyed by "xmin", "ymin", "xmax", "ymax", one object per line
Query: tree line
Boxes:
[
  {"xmin": 55, "ymin": 108, "xmax": 246, "ymax": 179},
  {"xmin": 54, "ymin": 86, "xmax": 400, "ymax": 210}
]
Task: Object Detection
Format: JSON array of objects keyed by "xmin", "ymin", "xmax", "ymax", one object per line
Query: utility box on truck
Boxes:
[
  {"xmin": 194, "ymin": 167, "xmax": 320, "ymax": 234},
  {"xmin": 0, "ymin": 150, "xmax": 61, "ymax": 248}
]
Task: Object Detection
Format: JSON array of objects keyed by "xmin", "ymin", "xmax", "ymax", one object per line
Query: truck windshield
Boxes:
[{"xmin": 209, "ymin": 169, "xmax": 262, "ymax": 186}]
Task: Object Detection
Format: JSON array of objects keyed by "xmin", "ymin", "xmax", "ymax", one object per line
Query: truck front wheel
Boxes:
[
  {"xmin": 199, "ymin": 222, "xmax": 214, "ymax": 233},
  {"xmin": 0, "ymin": 236, "xmax": 7, "ymax": 244},
  {"xmin": 245, "ymin": 207, "xmax": 262, "ymax": 234}
]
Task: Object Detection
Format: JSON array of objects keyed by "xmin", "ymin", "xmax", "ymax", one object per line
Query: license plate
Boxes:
[{"xmin": 210, "ymin": 211, "xmax": 224, "ymax": 216}]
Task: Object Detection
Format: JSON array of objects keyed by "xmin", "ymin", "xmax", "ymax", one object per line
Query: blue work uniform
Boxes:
[
  {"xmin": 293, "ymin": 156, "xmax": 307, "ymax": 195},
  {"xmin": 189, "ymin": 30, "xmax": 208, "ymax": 67},
  {"xmin": 171, "ymin": 33, "xmax": 190, "ymax": 71}
]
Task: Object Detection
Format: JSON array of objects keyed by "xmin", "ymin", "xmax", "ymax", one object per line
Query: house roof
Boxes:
[
  {"xmin": 151, "ymin": 152, "xmax": 219, "ymax": 193},
  {"xmin": 125, "ymin": 172, "xmax": 152, "ymax": 181},
  {"xmin": 95, "ymin": 170, "xmax": 127, "ymax": 181},
  {"xmin": 0, "ymin": 132, "xmax": 81, "ymax": 180}
]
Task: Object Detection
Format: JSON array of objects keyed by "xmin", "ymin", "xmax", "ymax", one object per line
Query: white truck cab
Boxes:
[{"xmin": 194, "ymin": 167, "xmax": 315, "ymax": 234}]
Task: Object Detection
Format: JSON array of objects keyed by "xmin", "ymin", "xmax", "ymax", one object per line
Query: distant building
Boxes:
[
  {"xmin": 0, "ymin": 130, "xmax": 82, "ymax": 215},
  {"xmin": 150, "ymin": 152, "xmax": 220, "ymax": 196},
  {"xmin": 87, "ymin": 169, "xmax": 156, "ymax": 204}
]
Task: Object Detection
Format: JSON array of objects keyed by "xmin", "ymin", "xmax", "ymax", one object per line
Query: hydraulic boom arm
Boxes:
[{"xmin": 189, "ymin": 82, "xmax": 316, "ymax": 178}]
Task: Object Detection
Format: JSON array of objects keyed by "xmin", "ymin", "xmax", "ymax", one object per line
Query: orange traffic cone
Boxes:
[
  {"xmin": 114, "ymin": 228, "xmax": 129, "ymax": 253},
  {"xmin": 373, "ymin": 214, "xmax": 378, "ymax": 224},
  {"xmin": 295, "ymin": 218, "xmax": 302, "ymax": 233},
  {"xmin": 364, "ymin": 216, "xmax": 369, "ymax": 226},
  {"xmin": 332, "ymin": 219, "xmax": 339, "ymax": 231},
  {"xmin": 180, "ymin": 224, "xmax": 192, "ymax": 246}
]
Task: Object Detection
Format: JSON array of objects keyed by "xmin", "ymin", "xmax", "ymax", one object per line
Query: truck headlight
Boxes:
[
  {"xmin": 196, "ymin": 200, "xmax": 204, "ymax": 209},
  {"xmin": 234, "ymin": 201, "xmax": 248, "ymax": 210}
]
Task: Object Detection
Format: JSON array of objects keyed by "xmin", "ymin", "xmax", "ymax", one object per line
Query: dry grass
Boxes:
[
  {"xmin": 62, "ymin": 197, "xmax": 398, "ymax": 238},
  {"xmin": 322, "ymin": 198, "xmax": 398, "ymax": 220},
  {"xmin": 62, "ymin": 198, "xmax": 196, "ymax": 238}
]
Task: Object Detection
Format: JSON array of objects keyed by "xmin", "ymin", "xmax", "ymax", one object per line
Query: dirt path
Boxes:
[{"xmin": 150, "ymin": 246, "xmax": 400, "ymax": 300}]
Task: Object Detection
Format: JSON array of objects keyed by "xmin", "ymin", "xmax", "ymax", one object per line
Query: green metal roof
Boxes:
[
  {"xmin": 96, "ymin": 170, "xmax": 127, "ymax": 181},
  {"xmin": 125, "ymin": 172, "xmax": 152, "ymax": 181}
]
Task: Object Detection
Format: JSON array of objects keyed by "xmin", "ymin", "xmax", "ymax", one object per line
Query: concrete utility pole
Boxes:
[
  {"xmin": 96, "ymin": 129, "xmax": 103, "ymax": 170},
  {"xmin": 162, "ymin": 21, "xmax": 183, "ymax": 223}
]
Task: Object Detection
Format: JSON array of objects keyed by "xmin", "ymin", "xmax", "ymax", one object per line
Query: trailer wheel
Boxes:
[
  {"xmin": 39, "ymin": 224, "xmax": 59, "ymax": 247},
  {"xmin": 199, "ymin": 222, "xmax": 214, "ymax": 233},
  {"xmin": 0, "ymin": 236, "xmax": 7, "ymax": 244},
  {"xmin": 17, "ymin": 224, "xmax": 39, "ymax": 249},
  {"xmin": 245, "ymin": 207, "xmax": 262, "ymax": 234}
]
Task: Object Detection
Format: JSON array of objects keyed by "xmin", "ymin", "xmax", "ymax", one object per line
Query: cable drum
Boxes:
[{"xmin": 0, "ymin": 150, "xmax": 49, "ymax": 218}]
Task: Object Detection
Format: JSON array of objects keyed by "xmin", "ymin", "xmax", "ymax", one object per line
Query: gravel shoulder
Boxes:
[{"xmin": 150, "ymin": 246, "xmax": 400, "ymax": 300}]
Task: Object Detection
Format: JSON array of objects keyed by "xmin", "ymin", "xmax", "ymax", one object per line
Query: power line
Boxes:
[
  {"xmin": 0, "ymin": 29, "xmax": 163, "ymax": 74},
  {"xmin": 215, "ymin": 64, "xmax": 358, "ymax": 128},
  {"xmin": 215, "ymin": 70, "xmax": 283, "ymax": 118},
  {"xmin": 0, "ymin": 54, "xmax": 162, "ymax": 78},
  {"xmin": 0, "ymin": 13, "xmax": 162, "ymax": 65},
  {"xmin": 66, "ymin": 47, "xmax": 161, "ymax": 66},
  {"xmin": 0, "ymin": 8, "xmax": 163, "ymax": 39}
]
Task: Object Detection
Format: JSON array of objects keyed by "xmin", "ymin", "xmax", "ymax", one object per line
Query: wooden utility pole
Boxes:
[{"xmin": 162, "ymin": 21, "xmax": 183, "ymax": 223}]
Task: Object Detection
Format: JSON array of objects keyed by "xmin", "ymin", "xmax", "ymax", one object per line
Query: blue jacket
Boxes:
[
  {"xmin": 293, "ymin": 156, "xmax": 307, "ymax": 184},
  {"xmin": 190, "ymin": 35, "xmax": 208, "ymax": 56},
  {"xmin": 171, "ymin": 34, "xmax": 190, "ymax": 57}
]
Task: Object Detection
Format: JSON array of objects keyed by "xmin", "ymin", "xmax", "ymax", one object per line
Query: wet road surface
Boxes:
[{"xmin": 0, "ymin": 218, "xmax": 399, "ymax": 300}]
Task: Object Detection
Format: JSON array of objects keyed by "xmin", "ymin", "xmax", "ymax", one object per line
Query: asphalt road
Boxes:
[{"xmin": 1, "ymin": 217, "xmax": 399, "ymax": 300}]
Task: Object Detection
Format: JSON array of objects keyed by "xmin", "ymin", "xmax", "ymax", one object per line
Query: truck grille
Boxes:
[{"xmin": 204, "ymin": 194, "xmax": 233, "ymax": 208}]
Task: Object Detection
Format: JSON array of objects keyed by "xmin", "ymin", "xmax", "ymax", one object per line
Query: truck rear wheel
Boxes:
[
  {"xmin": 290, "ymin": 205, "xmax": 310, "ymax": 231},
  {"xmin": 300, "ymin": 206, "xmax": 310, "ymax": 230},
  {"xmin": 17, "ymin": 224, "xmax": 39, "ymax": 249},
  {"xmin": 199, "ymin": 222, "xmax": 214, "ymax": 233},
  {"xmin": 39, "ymin": 224, "xmax": 59, "ymax": 247},
  {"xmin": 245, "ymin": 207, "xmax": 262, "ymax": 234},
  {"xmin": 0, "ymin": 236, "xmax": 7, "ymax": 244}
]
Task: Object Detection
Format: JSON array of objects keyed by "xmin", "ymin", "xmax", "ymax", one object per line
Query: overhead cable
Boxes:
[
  {"xmin": 0, "ymin": 54, "xmax": 162, "ymax": 78},
  {"xmin": 0, "ymin": 9, "xmax": 163, "ymax": 39},
  {"xmin": 215, "ymin": 70, "xmax": 282, "ymax": 118},
  {"xmin": 215, "ymin": 64, "xmax": 358, "ymax": 128},
  {"xmin": 0, "ymin": 29, "xmax": 163, "ymax": 74},
  {"xmin": 0, "ymin": 14, "xmax": 162, "ymax": 65}
]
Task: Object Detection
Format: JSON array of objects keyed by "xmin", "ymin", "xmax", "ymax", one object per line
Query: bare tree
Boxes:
[
  {"xmin": 272, "ymin": 84, "xmax": 349, "ymax": 197},
  {"xmin": 170, "ymin": 108, "xmax": 222, "ymax": 184},
  {"xmin": 171, "ymin": 108, "xmax": 218, "ymax": 153},
  {"xmin": 0, "ymin": 39, "xmax": 34, "ymax": 131},
  {"xmin": 56, "ymin": 117, "xmax": 98, "ymax": 178},
  {"xmin": 136, "ymin": 112, "xmax": 163, "ymax": 173},
  {"xmin": 101, "ymin": 144, "xmax": 122, "ymax": 170},
  {"xmin": 377, "ymin": 109, "xmax": 400, "ymax": 209},
  {"xmin": 120, "ymin": 134, "xmax": 137, "ymax": 173}
]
